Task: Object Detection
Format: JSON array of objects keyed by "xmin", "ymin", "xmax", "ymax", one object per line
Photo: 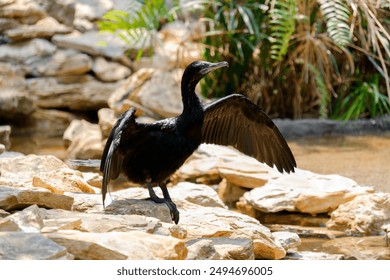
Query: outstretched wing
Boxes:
[
  {"xmin": 100, "ymin": 108, "xmax": 136, "ymax": 206},
  {"xmin": 202, "ymin": 94, "xmax": 296, "ymax": 173}
]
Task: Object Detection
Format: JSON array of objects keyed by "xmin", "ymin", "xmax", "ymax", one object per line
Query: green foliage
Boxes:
[
  {"xmin": 199, "ymin": 0, "xmax": 266, "ymax": 97},
  {"xmin": 332, "ymin": 75, "xmax": 390, "ymax": 120},
  {"xmin": 317, "ymin": 0, "xmax": 351, "ymax": 47},
  {"xmin": 269, "ymin": 0, "xmax": 297, "ymax": 61},
  {"xmin": 98, "ymin": 0, "xmax": 176, "ymax": 59}
]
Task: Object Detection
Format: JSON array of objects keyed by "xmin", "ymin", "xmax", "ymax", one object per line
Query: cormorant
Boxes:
[{"xmin": 100, "ymin": 61, "xmax": 296, "ymax": 224}]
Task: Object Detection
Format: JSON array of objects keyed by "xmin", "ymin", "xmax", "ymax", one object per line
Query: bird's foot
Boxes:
[{"xmin": 148, "ymin": 196, "xmax": 179, "ymax": 224}]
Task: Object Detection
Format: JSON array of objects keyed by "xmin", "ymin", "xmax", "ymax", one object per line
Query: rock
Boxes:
[
  {"xmin": 52, "ymin": 31, "xmax": 129, "ymax": 62},
  {"xmin": 0, "ymin": 209, "xmax": 10, "ymax": 218},
  {"xmin": 284, "ymin": 251, "xmax": 344, "ymax": 260},
  {"xmin": 173, "ymin": 144, "xmax": 274, "ymax": 187},
  {"xmin": 0, "ymin": 0, "xmax": 46, "ymax": 24},
  {"xmin": 209, "ymin": 237, "xmax": 254, "ymax": 260},
  {"xmin": 267, "ymin": 224, "xmax": 346, "ymax": 239},
  {"xmin": 0, "ymin": 62, "xmax": 34, "ymax": 119},
  {"xmin": 322, "ymin": 236, "xmax": 390, "ymax": 260},
  {"xmin": 218, "ymin": 179, "xmax": 249, "ymax": 206},
  {"xmin": 0, "ymin": 232, "xmax": 73, "ymax": 260},
  {"xmin": 0, "ymin": 154, "xmax": 69, "ymax": 187},
  {"xmin": 46, "ymin": 230, "xmax": 187, "ymax": 259},
  {"xmin": 178, "ymin": 201, "xmax": 286, "ymax": 259},
  {"xmin": 4, "ymin": 17, "xmax": 72, "ymax": 41},
  {"xmin": 169, "ymin": 182, "xmax": 226, "ymax": 209},
  {"xmin": 0, "ymin": 38, "xmax": 57, "ymax": 64},
  {"xmin": 0, "ymin": 204, "xmax": 44, "ymax": 232},
  {"xmin": 93, "ymin": 56, "xmax": 131, "ymax": 82},
  {"xmin": 0, "ymin": 17, "xmax": 19, "ymax": 32},
  {"xmin": 238, "ymin": 169, "xmax": 374, "ymax": 215},
  {"xmin": 75, "ymin": 0, "xmax": 113, "ymax": 21},
  {"xmin": 0, "ymin": 186, "xmax": 74, "ymax": 211},
  {"xmin": 32, "ymin": 168, "xmax": 96, "ymax": 194},
  {"xmin": 137, "ymin": 69, "xmax": 183, "ymax": 118},
  {"xmin": 0, "ymin": 144, "xmax": 5, "ymax": 154},
  {"xmin": 0, "ymin": 125, "xmax": 11, "ymax": 149},
  {"xmin": 186, "ymin": 239, "xmax": 220, "ymax": 260},
  {"xmin": 27, "ymin": 75, "xmax": 120, "ymax": 110},
  {"xmin": 107, "ymin": 68, "xmax": 155, "ymax": 115},
  {"xmin": 383, "ymin": 224, "xmax": 390, "ymax": 247},
  {"xmin": 28, "ymin": 48, "xmax": 92, "ymax": 76},
  {"xmin": 98, "ymin": 108, "xmax": 116, "ymax": 138},
  {"xmin": 326, "ymin": 193, "xmax": 390, "ymax": 235},
  {"xmin": 272, "ymin": 232, "xmax": 301, "ymax": 251},
  {"xmin": 63, "ymin": 119, "xmax": 103, "ymax": 159},
  {"xmin": 42, "ymin": 0, "xmax": 75, "ymax": 26}
]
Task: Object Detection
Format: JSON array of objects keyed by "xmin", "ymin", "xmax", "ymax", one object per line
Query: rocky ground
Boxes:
[{"xmin": 1, "ymin": 0, "xmax": 390, "ymax": 260}]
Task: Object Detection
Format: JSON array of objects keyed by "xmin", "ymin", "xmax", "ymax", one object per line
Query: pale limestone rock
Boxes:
[
  {"xmin": 52, "ymin": 31, "xmax": 128, "ymax": 61},
  {"xmin": 0, "ymin": 144, "xmax": 5, "ymax": 154},
  {"xmin": 218, "ymin": 179, "xmax": 249, "ymax": 206},
  {"xmin": 178, "ymin": 201, "xmax": 286, "ymax": 259},
  {"xmin": 186, "ymin": 239, "xmax": 220, "ymax": 260},
  {"xmin": 75, "ymin": 0, "xmax": 113, "ymax": 21},
  {"xmin": 322, "ymin": 236, "xmax": 389, "ymax": 260},
  {"xmin": 27, "ymin": 75, "xmax": 120, "ymax": 111},
  {"xmin": 107, "ymin": 68, "xmax": 155, "ymax": 115},
  {"xmin": 209, "ymin": 237, "xmax": 254, "ymax": 260},
  {"xmin": 0, "ymin": 204, "xmax": 44, "ymax": 232},
  {"xmin": 284, "ymin": 251, "xmax": 344, "ymax": 260},
  {"xmin": 40, "ymin": 208, "xmax": 179, "ymax": 237},
  {"xmin": 63, "ymin": 119, "xmax": 103, "ymax": 159},
  {"xmin": 267, "ymin": 224, "xmax": 346, "ymax": 239},
  {"xmin": 0, "ymin": 186, "xmax": 74, "ymax": 211},
  {"xmin": 272, "ymin": 232, "xmax": 301, "ymax": 251},
  {"xmin": 137, "ymin": 69, "xmax": 183, "ymax": 118},
  {"xmin": 32, "ymin": 168, "xmax": 96, "ymax": 194},
  {"xmin": 326, "ymin": 193, "xmax": 390, "ymax": 235},
  {"xmin": 0, "ymin": 125, "xmax": 11, "ymax": 149},
  {"xmin": 239, "ymin": 169, "xmax": 374, "ymax": 215},
  {"xmin": 0, "ymin": 0, "xmax": 15, "ymax": 7},
  {"xmin": 82, "ymin": 172, "xmax": 102, "ymax": 189},
  {"xmin": 169, "ymin": 182, "xmax": 226, "ymax": 209},
  {"xmin": 0, "ymin": 232, "xmax": 73, "ymax": 260},
  {"xmin": 0, "ymin": 209, "xmax": 10, "ymax": 218},
  {"xmin": 46, "ymin": 230, "xmax": 187, "ymax": 260},
  {"xmin": 0, "ymin": 154, "xmax": 68, "ymax": 187},
  {"xmin": 5, "ymin": 17, "xmax": 72, "ymax": 41},
  {"xmin": 42, "ymin": 0, "xmax": 75, "ymax": 26},
  {"xmin": 0, "ymin": 0, "xmax": 46, "ymax": 24},
  {"xmin": 173, "ymin": 144, "xmax": 275, "ymax": 187},
  {"xmin": 98, "ymin": 108, "xmax": 116, "ymax": 138},
  {"xmin": 0, "ymin": 38, "xmax": 57, "ymax": 64},
  {"xmin": 93, "ymin": 56, "xmax": 131, "ymax": 82},
  {"xmin": 28, "ymin": 48, "xmax": 92, "ymax": 76},
  {"xmin": 0, "ymin": 17, "xmax": 19, "ymax": 32}
]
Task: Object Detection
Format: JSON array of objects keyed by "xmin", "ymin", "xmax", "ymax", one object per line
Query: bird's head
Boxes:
[{"xmin": 182, "ymin": 61, "xmax": 229, "ymax": 91}]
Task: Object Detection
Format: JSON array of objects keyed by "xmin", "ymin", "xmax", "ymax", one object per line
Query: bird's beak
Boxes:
[{"xmin": 200, "ymin": 61, "xmax": 229, "ymax": 75}]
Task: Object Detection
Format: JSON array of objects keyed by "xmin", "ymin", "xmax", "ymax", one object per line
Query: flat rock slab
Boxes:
[
  {"xmin": 45, "ymin": 230, "xmax": 187, "ymax": 260},
  {"xmin": 239, "ymin": 169, "xmax": 374, "ymax": 215},
  {"xmin": 0, "ymin": 204, "xmax": 44, "ymax": 232},
  {"xmin": 0, "ymin": 232, "xmax": 72, "ymax": 260},
  {"xmin": 0, "ymin": 186, "xmax": 74, "ymax": 211},
  {"xmin": 326, "ymin": 193, "xmax": 390, "ymax": 235}
]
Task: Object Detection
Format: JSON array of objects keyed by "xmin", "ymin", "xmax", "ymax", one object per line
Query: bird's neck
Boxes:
[{"xmin": 181, "ymin": 82, "xmax": 203, "ymax": 116}]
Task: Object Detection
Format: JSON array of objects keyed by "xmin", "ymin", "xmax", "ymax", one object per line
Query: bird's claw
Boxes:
[{"xmin": 165, "ymin": 200, "xmax": 180, "ymax": 224}]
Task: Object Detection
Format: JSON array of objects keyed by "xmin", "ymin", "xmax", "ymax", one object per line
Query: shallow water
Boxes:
[{"xmin": 289, "ymin": 133, "xmax": 390, "ymax": 192}]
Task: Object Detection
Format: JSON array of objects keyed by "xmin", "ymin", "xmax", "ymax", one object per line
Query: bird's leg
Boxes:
[
  {"xmin": 159, "ymin": 181, "xmax": 179, "ymax": 224},
  {"xmin": 146, "ymin": 181, "xmax": 179, "ymax": 224}
]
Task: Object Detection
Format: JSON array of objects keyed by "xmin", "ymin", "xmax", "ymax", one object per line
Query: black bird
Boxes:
[{"xmin": 100, "ymin": 61, "xmax": 296, "ymax": 224}]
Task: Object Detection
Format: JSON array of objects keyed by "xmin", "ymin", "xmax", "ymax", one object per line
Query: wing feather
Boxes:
[
  {"xmin": 100, "ymin": 108, "xmax": 136, "ymax": 206},
  {"xmin": 202, "ymin": 94, "xmax": 296, "ymax": 173}
]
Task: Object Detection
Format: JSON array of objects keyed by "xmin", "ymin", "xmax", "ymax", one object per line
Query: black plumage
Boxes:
[{"xmin": 100, "ymin": 61, "xmax": 296, "ymax": 224}]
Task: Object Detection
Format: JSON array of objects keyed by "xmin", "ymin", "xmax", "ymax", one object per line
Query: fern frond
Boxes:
[
  {"xmin": 318, "ymin": 0, "xmax": 351, "ymax": 47},
  {"xmin": 268, "ymin": 0, "xmax": 297, "ymax": 61}
]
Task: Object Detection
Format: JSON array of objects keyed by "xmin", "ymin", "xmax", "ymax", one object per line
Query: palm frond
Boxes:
[
  {"xmin": 268, "ymin": 0, "xmax": 297, "ymax": 61},
  {"xmin": 317, "ymin": 0, "xmax": 351, "ymax": 47}
]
